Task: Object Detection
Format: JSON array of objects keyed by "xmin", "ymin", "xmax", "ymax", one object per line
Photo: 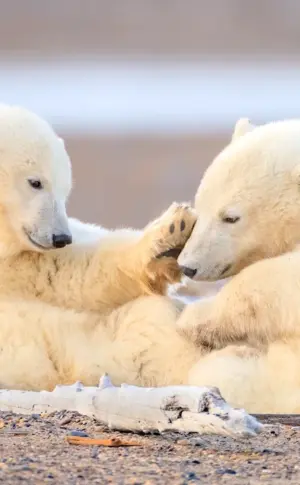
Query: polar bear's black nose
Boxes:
[
  {"xmin": 179, "ymin": 266, "xmax": 197, "ymax": 279},
  {"xmin": 52, "ymin": 233, "xmax": 72, "ymax": 248}
]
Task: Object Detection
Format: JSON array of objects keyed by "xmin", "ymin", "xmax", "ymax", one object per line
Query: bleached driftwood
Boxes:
[{"xmin": 0, "ymin": 374, "xmax": 262, "ymax": 437}]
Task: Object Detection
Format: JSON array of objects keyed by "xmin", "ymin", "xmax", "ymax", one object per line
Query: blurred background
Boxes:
[{"xmin": 1, "ymin": 0, "xmax": 299, "ymax": 228}]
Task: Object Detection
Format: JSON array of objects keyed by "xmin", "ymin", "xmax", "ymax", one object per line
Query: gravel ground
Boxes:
[{"xmin": 0, "ymin": 411, "xmax": 299, "ymax": 484}]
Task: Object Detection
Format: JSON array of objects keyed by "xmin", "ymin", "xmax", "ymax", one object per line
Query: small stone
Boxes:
[
  {"xmin": 176, "ymin": 439, "xmax": 190, "ymax": 446},
  {"xmin": 31, "ymin": 414, "xmax": 40, "ymax": 420},
  {"xmin": 12, "ymin": 465, "xmax": 32, "ymax": 472},
  {"xmin": 91, "ymin": 447, "xmax": 98, "ymax": 459},
  {"xmin": 4, "ymin": 429, "xmax": 29, "ymax": 435},
  {"xmin": 189, "ymin": 438, "xmax": 204, "ymax": 447},
  {"xmin": 67, "ymin": 430, "xmax": 89, "ymax": 437},
  {"xmin": 59, "ymin": 417, "xmax": 72, "ymax": 426},
  {"xmin": 94, "ymin": 425, "xmax": 107, "ymax": 433},
  {"xmin": 216, "ymin": 468, "xmax": 236, "ymax": 475},
  {"xmin": 186, "ymin": 472, "xmax": 197, "ymax": 480}
]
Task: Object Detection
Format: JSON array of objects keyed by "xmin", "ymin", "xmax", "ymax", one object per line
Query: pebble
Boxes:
[
  {"xmin": 189, "ymin": 438, "xmax": 204, "ymax": 447},
  {"xmin": 11, "ymin": 465, "xmax": 32, "ymax": 472},
  {"xmin": 67, "ymin": 430, "xmax": 89, "ymax": 437},
  {"xmin": 176, "ymin": 439, "xmax": 188, "ymax": 446},
  {"xmin": 216, "ymin": 468, "xmax": 237, "ymax": 475},
  {"xmin": 176, "ymin": 438, "xmax": 204, "ymax": 447},
  {"xmin": 186, "ymin": 471, "xmax": 197, "ymax": 480},
  {"xmin": 59, "ymin": 417, "xmax": 72, "ymax": 426},
  {"xmin": 91, "ymin": 447, "xmax": 99, "ymax": 459},
  {"xmin": 2, "ymin": 429, "xmax": 29, "ymax": 435}
]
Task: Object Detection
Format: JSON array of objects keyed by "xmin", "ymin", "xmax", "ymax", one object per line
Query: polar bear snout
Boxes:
[
  {"xmin": 22, "ymin": 201, "xmax": 72, "ymax": 251},
  {"xmin": 52, "ymin": 233, "xmax": 72, "ymax": 248}
]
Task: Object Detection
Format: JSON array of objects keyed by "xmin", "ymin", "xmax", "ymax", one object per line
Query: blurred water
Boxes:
[{"xmin": 0, "ymin": 60, "xmax": 299, "ymax": 134}]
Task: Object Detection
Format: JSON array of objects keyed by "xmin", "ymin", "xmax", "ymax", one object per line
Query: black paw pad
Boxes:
[
  {"xmin": 169, "ymin": 223, "xmax": 175, "ymax": 234},
  {"xmin": 156, "ymin": 246, "xmax": 183, "ymax": 259},
  {"xmin": 180, "ymin": 219, "xmax": 186, "ymax": 232}
]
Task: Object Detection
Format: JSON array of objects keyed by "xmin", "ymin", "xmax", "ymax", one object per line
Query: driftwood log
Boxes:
[{"xmin": 0, "ymin": 374, "xmax": 262, "ymax": 437}]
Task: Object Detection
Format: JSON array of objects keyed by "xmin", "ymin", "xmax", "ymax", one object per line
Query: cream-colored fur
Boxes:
[
  {"xmin": 0, "ymin": 104, "xmax": 72, "ymax": 256},
  {"xmin": 179, "ymin": 118, "xmax": 300, "ymax": 279},
  {"xmin": 175, "ymin": 118, "xmax": 300, "ymax": 412},
  {"xmin": 0, "ymin": 105, "xmax": 198, "ymax": 312},
  {"xmin": 0, "ymin": 202, "xmax": 198, "ymax": 313},
  {"xmin": 177, "ymin": 249, "xmax": 300, "ymax": 412},
  {"xmin": 1, "ymin": 107, "xmax": 300, "ymax": 414},
  {"xmin": 2, "ymin": 288, "xmax": 300, "ymax": 413},
  {"xmin": 180, "ymin": 250, "xmax": 300, "ymax": 348}
]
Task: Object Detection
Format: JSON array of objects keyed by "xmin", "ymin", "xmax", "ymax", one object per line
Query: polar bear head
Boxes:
[
  {"xmin": 178, "ymin": 118, "xmax": 300, "ymax": 280},
  {"xmin": 0, "ymin": 105, "xmax": 72, "ymax": 256}
]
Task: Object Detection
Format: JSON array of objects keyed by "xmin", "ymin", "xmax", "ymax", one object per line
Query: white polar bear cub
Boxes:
[
  {"xmin": 175, "ymin": 118, "xmax": 300, "ymax": 412},
  {"xmin": 0, "ymin": 104, "xmax": 198, "ymax": 313},
  {"xmin": 179, "ymin": 118, "xmax": 300, "ymax": 280},
  {"xmin": 0, "ymin": 104, "xmax": 73, "ymax": 256},
  {"xmin": 0, "ymin": 104, "xmax": 203, "ymax": 396},
  {"xmin": 0, "ymin": 104, "xmax": 109, "ymax": 254}
]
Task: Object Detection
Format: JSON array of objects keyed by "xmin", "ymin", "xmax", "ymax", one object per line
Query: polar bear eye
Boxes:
[
  {"xmin": 28, "ymin": 179, "xmax": 43, "ymax": 190},
  {"xmin": 222, "ymin": 215, "xmax": 240, "ymax": 224}
]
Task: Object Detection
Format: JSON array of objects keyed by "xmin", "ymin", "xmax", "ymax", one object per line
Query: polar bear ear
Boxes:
[{"xmin": 231, "ymin": 118, "xmax": 256, "ymax": 142}]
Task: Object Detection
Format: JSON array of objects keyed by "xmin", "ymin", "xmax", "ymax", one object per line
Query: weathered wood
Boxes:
[{"xmin": 0, "ymin": 374, "xmax": 262, "ymax": 437}]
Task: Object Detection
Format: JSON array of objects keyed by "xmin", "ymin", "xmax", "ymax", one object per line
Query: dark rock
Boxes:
[
  {"xmin": 186, "ymin": 471, "xmax": 197, "ymax": 480},
  {"xmin": 67, "ymin": 430, "xmax": 89, "ymax": 437},
  {"xmin": 216, "ymin": 468, "xmax": 236, "ymax": 475}
]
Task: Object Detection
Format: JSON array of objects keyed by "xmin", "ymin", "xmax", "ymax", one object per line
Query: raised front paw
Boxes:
[{"xmin": 148, "ymin": 202, "xmax": 197, "ymax": 260}]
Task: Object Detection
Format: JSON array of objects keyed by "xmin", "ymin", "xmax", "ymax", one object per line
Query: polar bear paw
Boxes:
[
  {"xmin": 143, "ymin": 203, "xmax": 197, "ymax": 291},
  {"xmin": 149, "ymin": 202, "xmax": 197, "ymax": 260}
]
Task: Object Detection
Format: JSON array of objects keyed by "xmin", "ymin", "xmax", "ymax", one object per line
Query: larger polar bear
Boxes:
[
  {"xmin": 176, "ymin": 118, "xmax": 300, "ymax": 410},
  {"xmin": 0, "ymin": 106, "xmax": 300, "ymax": 414}
]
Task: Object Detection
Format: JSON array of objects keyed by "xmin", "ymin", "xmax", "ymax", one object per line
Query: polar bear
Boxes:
[
  {"xmin": 0, "ymin": 104, "xmax": 198, "ymax": 311},
  {"xmin": 1, "ymin": 107, "xmax": 300, "ymax": 414},
  {"xmin": 173, "ymin": 118, "xmax": 300, "ymax": 411},
  {"xmin": 178, "ymin": 118, "xmax": 300, "ymax": 280},
  {"xmin": 0, "ymin": 106, "xmax": 202, "ymax": 394},
  {"xmin": 0, "ymin": 104, "xmax": 72, "ymax": 256},
  {"xmin": 0, "ymin": 104, "xmax": 203, "ymax": 391}
]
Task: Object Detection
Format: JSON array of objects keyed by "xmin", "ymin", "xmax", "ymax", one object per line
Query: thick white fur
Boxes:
[
  {"xmin": 176, "ymin": 118, "xmax": 300, "ymax": 412},
  {"xmin": 179, "ymin": 118, "xmax": 300, "ymax": 279},
  {"xmin": 1, "ymin": 107, "xmax": 300, "ymax": 414},
  {"xmin": 0, "ymin": 104, "xmax": 72, "ymax": 255}
]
